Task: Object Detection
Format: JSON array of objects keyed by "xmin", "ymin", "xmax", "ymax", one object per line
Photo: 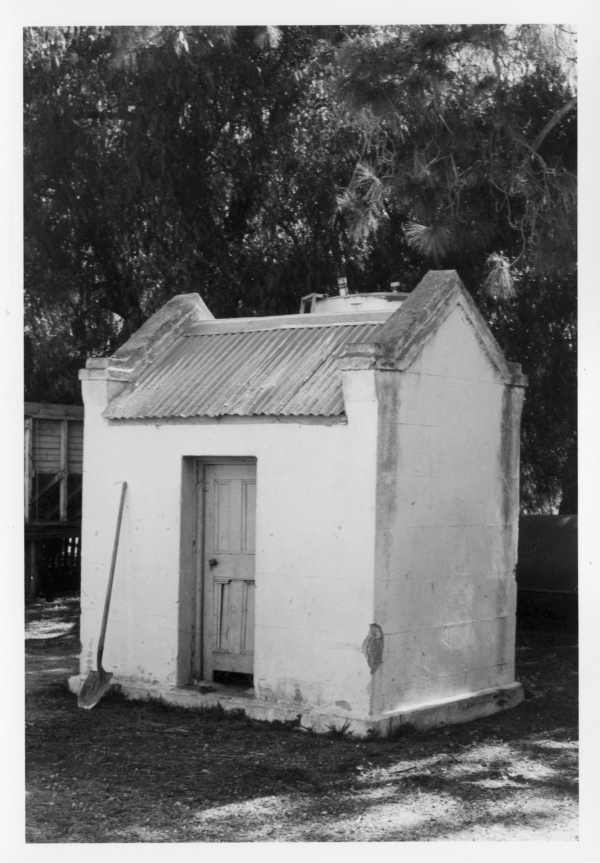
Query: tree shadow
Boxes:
[{"xmin": 25, "ymin": 596, "xmax": 578, "ymax": 842}]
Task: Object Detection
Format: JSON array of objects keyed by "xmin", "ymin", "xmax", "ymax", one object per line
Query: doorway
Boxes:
[{"xmin": 192, "ymin": 459, "xmax": 256, "ymax": 684}]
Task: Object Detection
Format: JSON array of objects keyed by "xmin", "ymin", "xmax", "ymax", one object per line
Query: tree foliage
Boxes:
[
  {"xmin": 335, "ymin": 26, "xmax": 576, "ymax": 284},
  {"xmin": 23, "ymin": 25, "xmax": 577, "ymax": 511}
]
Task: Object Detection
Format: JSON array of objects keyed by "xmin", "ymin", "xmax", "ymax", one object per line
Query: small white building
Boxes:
[{"xmin": 70, "ymin": 270, "xmax": 527, "ymax": 735}]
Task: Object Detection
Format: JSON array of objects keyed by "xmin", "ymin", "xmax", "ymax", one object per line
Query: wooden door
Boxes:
[{"xmin": 201, "ymin": 462, "xmax": 256, "ymax": 679}]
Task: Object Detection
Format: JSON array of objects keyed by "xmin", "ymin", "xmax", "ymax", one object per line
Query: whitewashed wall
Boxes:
[
  {"xmin": 79, "ymin": 367, "xmax": 379, "ymax": 717},
  {"xmin": 371, "ymin": 304, "xmax": 524, "ymax": 716}
]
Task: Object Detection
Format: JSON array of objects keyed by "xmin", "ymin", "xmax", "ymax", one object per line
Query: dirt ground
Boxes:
[{"xmin": 25, "ymin": 595, "xmax": 578, "ymax": 842}]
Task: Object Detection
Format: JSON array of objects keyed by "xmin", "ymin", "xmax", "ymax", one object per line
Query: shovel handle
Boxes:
[{"xmin": 97, "ymin": 481, "xmax": 128, "ymax": 670}]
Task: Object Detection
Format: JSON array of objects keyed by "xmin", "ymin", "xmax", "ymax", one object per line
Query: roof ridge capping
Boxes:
[
  {"xmin": 183, "ymin": 309, "xmax": 390, "ymax": 335},
  {"xmin": 338, "ymin": 270, "xmax": 527, "ymax": 386},
  {"xmin": 86, "ymin": 293, "xmax": 214, "ymax": 380}
]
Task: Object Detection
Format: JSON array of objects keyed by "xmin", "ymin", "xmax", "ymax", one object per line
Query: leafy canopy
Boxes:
[{"xmin": 24, "ymin": 25, "xmax": 577, "ymax": 511}]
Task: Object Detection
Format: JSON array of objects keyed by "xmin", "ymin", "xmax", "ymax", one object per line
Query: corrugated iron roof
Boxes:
[
  {"xmin": 99, "ymin": 270, "xmax": 523, "ymax": 421},
  {"xmin": 104, "ymin": 314, "xmax": 387, "ymax": 420}
]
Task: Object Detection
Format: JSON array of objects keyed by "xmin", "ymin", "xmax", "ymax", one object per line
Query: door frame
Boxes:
[{"xmin": 178, "ymin": 456, "xmax": 257, "ymax": 685}]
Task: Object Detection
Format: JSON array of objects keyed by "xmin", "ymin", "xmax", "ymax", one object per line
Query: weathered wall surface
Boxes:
[
  {"xmin": 372, "ymin": 304, "xmax": 524, "ymax": 716},
  {"xmin": 79, "ymin": 368, "xmax": 378, "ymax": 717}
]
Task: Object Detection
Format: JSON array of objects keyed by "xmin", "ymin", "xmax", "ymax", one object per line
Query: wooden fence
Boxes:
[{"xmin": 25, "ymin": 402, "xmax": 83, "ymax": 601}]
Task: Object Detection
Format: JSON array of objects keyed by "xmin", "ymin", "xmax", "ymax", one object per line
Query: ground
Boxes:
[{"xmin": 25, "ymin": 596, "xmax": 578, "ymax": 842}]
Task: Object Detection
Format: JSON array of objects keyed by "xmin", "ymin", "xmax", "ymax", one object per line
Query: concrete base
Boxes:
[{"xmin": 68, "ymin": 674, "xmax": 523, "ymax": 737}]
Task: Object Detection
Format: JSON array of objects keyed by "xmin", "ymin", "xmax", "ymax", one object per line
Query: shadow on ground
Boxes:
[{"xmin": 25, "ymin": 596, "xmax": 578, "ymax": 842}]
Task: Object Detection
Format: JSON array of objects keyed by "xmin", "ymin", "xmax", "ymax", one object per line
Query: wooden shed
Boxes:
[
  {"xmin": 70, "ymin": 270, "xmax": 527, "ymax": 735},
  {"xmin": 25, "ymin": 402, "xmax": 83, "ymax": 600}
]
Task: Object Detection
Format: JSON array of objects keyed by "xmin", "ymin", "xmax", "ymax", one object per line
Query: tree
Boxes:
[
  {"xmin": 334, "ymin": 26, "xmax": 576, "ymax": 287},
  {"xmin": 332, "ymin": 25, "xmax": 577, "ymax": 511},
  {"xmin": 24, "ymin": 25, "xmax": 577, "ymax": 512},
  {"xmin": 24, "ymin": 26, "xmax": 352, "ymax": 391}
]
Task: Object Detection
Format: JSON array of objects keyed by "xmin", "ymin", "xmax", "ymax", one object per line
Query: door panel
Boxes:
[
  {"xmin": 242, "ymin": 480, "xmax": 256, "ymax": 553},
  {"xmin": 201, "ymin": 462, "xmax": 256, "ymax": 679}
]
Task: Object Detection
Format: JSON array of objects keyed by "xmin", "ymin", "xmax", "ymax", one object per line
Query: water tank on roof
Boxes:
[{"xmin": 300, "ymin": 280, "xmax": 408, "ymax": 316}]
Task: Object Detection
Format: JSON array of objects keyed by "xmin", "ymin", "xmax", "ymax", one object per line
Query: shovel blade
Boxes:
[{"xmin": 77, "ymin": 668, "xmax": 114, "ymax": 710}]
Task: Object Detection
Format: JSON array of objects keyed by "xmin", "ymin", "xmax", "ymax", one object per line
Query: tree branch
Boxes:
[{"xmin": 531, "ymin": 97, "xmax": 577, "ymax": 153}]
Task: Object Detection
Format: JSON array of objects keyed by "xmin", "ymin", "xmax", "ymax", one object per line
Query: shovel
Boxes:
[{"xmin": 78, "ymin": 481, "xmax": 127, "ymax": 709}]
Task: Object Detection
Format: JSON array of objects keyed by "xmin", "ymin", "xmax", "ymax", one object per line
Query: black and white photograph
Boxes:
[{"xmin": 5, "ymin": 2, "xmax": 597, "ymax": 852}]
